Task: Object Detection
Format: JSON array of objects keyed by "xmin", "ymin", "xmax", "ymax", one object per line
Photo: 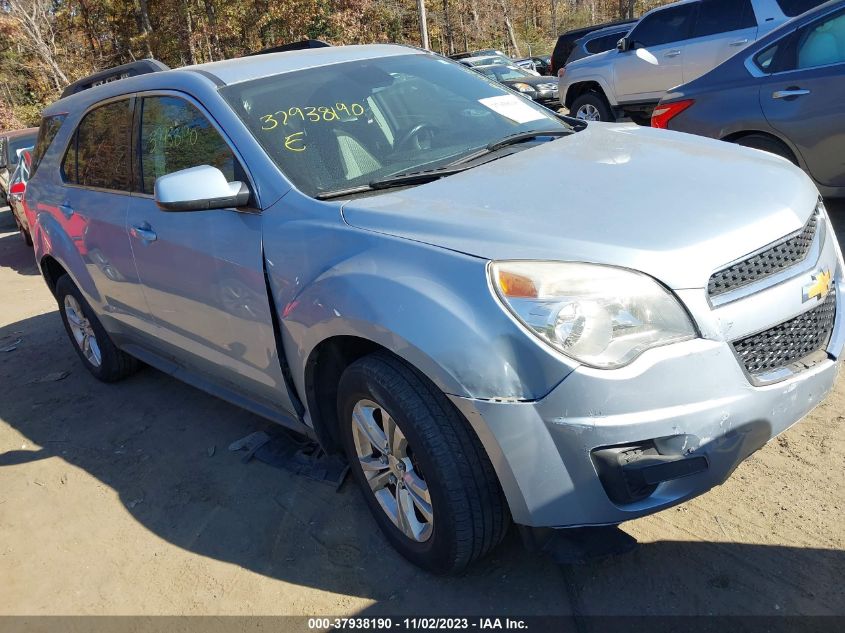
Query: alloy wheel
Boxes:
[
  {"xmin": 64, "ymin": 294, "xmax": 102, "ymax": 367},
  {"xmin": 350, "ymin": 399, "xmax": 434, "ymax": 542},
  {"xmin": 576, "ymin": 103, "xmax": 601, "ymax": 121}
]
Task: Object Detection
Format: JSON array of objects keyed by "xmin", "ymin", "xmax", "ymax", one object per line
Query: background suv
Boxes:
[{"xmin": 561, "ymin": 0, "xmax": 830, "ymax": 123}]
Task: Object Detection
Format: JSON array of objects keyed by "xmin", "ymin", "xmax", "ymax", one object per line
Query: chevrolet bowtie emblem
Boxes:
[{"xmin": 803, "ymin": 269, "xmax": 833, "ymax": 303}]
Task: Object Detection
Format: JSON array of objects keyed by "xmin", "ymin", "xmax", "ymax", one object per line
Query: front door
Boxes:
[
  {"xmin": 761, "ymin": 8, "xmax": 845, "ymax": 188},
  {"xmin": 126, "ymin": 93, "xmax": 296, "ymax": 413},
  {"xmin": 613, "ymin": 2, "xmax": 696, "ymax": 102}
]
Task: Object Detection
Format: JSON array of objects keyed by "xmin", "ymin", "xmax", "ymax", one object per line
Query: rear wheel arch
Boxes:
[{"xmin": 721, "ymin": 131, "xmax": 801, "ymax": 166}]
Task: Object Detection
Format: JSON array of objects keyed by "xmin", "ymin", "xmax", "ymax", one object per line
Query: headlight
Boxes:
[
  {"xmin": 511, "ymin": 82, "xmax": 534, "ymax": 93},
  {"xmin": 490, "ymin": 261, "xmax": 697, "ymax": 368}
]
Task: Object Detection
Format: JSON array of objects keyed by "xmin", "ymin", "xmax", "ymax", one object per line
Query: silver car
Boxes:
[{"xmin": 25, "ymin": 44, "xmax": 843, "ymax": 573}]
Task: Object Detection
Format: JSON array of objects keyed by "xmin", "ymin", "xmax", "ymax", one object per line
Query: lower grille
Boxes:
[{"xmin": 732, "ymin": 291, "xmax": 836, "ymax": 381}]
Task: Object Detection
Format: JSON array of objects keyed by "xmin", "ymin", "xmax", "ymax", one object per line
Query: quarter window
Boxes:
[
  {"xmin": 138, "ymin": 96, "xmax": 237, "ymax": 194},
  {"xmin": 692, "ymin": 0, "xmax": 756, "ymax": 39},
  {"xmin": 30, "ymin": 114, "xmax": 66, "ymax": 177},
  {"xmin": 71, "ymin": 100, "xmax": 132, "ymax": 190},
  {"xmin": 586, "ymin": 31, "xmax": 628, "ymax": 54},
  {"xmin": 754, "ymin": 43, "xmax": 781, "ymax": 73},
  {"xmin": 630, "ymin": 4, "xmax": 696, "ymax": 48}
]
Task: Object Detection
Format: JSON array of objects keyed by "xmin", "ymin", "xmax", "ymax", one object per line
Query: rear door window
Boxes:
[
  {"xmin": 692, "ymin": 0, "xmax": 756, "ymax": 38},
  {"xmin": 796, "ymin": 10, "xmax": 845, "ymax": 69},
  {"xmin": 138, "ymin": 95, "xmax": 237, "ymax": 194},
  {"xmin": 631, "ymin": 3, "xmax": 697, "ymax": 47},
  {"xmin": 63, "ymin": 99, "xmax": 132, "ymax": 190}
]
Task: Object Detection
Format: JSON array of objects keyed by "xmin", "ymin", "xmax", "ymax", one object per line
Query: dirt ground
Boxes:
[{"xmin": 0, "ymin": 201, "xmax": 843, "ymax": 618}]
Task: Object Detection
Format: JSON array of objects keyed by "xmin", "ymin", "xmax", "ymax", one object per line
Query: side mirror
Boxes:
[
  {"xmin": 617, "ymin": 37, "xmax": 631, "ymax": 52},
  {"xmin": 154, "ymin": 165, "xmax": 250, "ymax": 212}
]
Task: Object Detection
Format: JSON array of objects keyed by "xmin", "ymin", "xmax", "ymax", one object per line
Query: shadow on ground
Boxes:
[
  {"xmin": 0, "ymin": 200, "xmax": 843, "ymax": 615},
  {"xmin": 0, "ymin": 209, "xmax": 38, "ymax": 276}
]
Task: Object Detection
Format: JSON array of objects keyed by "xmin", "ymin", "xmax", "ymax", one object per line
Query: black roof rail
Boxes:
[
  {"xmin": 248, "ymin": 39, "xmax": 331, "ymax": 56},
  {"xmin": 60, "ymin": 59, "xmax": 169, "ymax": 99}
]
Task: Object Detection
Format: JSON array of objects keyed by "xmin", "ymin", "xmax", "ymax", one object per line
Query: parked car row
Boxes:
[
  {"xmin": 652, "ymin": 0, "xmax": 845, "ymax": 197},
  {"xmin": 559, "ymin": 0, "xmax": 832, "ymax": 123}
]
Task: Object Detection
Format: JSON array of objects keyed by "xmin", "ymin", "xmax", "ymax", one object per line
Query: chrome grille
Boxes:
[
  {"xmin": 732, "ymin": 290, "xmax": 836, "ymax": 380},
  {"xmin": 708, "ymin": 212, "xmax": 819, "ymax": 298}
]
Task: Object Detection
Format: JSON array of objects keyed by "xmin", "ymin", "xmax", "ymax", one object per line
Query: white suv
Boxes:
[{"xmin": 560, "ymin": 0, "xmax": 829, "ymax": 123}]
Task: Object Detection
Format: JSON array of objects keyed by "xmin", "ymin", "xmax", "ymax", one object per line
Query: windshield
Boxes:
[{"xmin": 223, "ymin": 53, "xmax": 567, "ymax": 198}]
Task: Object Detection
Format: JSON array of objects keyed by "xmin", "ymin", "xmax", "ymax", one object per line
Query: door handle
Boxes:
[
  {"xmin": 59, "ymin": 203, "xmax": 74, "ymax": 219},
  {"xmin": 130, "ymin": 223, "xmax": 157, "ymax": 242},
  {"xmin": 772, "ymin": 88, "xmax": 811, "ymax": 99},
  {"xmin": 664, "ymin": 49, "xmax": 682, "ymax": 58},
  {"xmin": 730, "ymin": 38, "xmax": 749, "ymax": 47}
]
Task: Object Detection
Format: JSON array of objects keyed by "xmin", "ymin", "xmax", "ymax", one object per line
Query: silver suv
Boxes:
[
  {"xmin": 25, "ymin": 44, "xmax": 843, "ymax": 573},
  {"xmin": 560, "ymin": 0, "xmax": 828, "ymax": 123}
]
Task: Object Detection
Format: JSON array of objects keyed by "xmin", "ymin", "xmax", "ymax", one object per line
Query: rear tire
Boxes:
[
  {"xmin": 338, "ymin": 352, "xmax": 509, "ymax": 574},
  {"xmin": 733, "ymin": 134, "xmax": 798, "ymax": 165},
  {"xmin": 56, "ymin": 275, "xmax": 139, "ymax": 382},
  {"xmin": 570, "ymin": 91, "xmax": 615, "ymax": 122}
]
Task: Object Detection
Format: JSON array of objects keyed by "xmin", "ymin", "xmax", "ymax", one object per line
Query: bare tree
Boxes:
[{"xmin": 5, "ymin": 0, "xmax": 69, "ymax": 90}]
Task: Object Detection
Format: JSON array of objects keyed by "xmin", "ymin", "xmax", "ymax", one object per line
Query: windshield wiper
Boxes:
[
  {"xmin": 314, "ymin": 129, "xmax": 573, "ymax": 200},
  {"xmin": 449, "ymin": 129, "xmax": 573, "ymax": 166},
  {"xmin": 315, "ymin": 166, "xmax": 470, "ymax": 200}
]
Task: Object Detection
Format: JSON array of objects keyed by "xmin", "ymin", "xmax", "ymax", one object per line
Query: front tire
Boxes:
[
  {"xmin": 570, "ymin": 91, "xmax": 615, "ymax": 122},
  {"xmin": 338, "ymin": 352, "xmax": 509, "ymax": 574},
  {"xmin": 56, "ymin": 275, "xmax": 139, "ymax": 382}
]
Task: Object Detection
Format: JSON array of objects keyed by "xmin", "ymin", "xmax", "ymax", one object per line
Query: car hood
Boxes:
[{"xmin": 341, "ymin": 123, "xmax": 820, "ymax": 290}]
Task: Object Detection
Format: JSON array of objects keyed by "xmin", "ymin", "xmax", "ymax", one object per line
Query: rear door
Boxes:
[
  {"xmin": 613, "ymin": 2, "xmax": 696, "ymax": 102},
  {"xmin": 56, "ymin": 98, "xmax": 153, "ymax": 335},
  {"xmin": 126, "ymin": 93, "xmax": 295, "ymax": 412},
  {"xmin": 683, "ymin": 0, "xmax": 759, "ymax": 83},
  {"xmin": 761, "ymin": 8, "xmax": 845, "ymax": 188}
]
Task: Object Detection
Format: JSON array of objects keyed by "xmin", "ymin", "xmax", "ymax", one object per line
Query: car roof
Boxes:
[
  {"xmin": 190, "ymin": 43, "xmax": 418, "ymax": 84},
  {"xmin": 2, "ymin": 127, "xmax": 38, "ymax": 140},
  {"xmin": 581, "ymin": 22, "xmax": 633, "ymax": 39},
  {"xmin": 44, "ymin": 44, "xmax": 422, "ymax": 116}
]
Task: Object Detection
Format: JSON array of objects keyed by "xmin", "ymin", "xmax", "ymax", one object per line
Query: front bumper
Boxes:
[
  {"xmin": 450, "ymin": 334, "xmax": 841, "ymax": 527},
  {"xmin": 451, "ymin": 209, "xmax": 844, "ymax": 528}
]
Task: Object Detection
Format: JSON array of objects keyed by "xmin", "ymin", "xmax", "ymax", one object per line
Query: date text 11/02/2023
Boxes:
[{"xmin": 306, "ymin": 617, "xmax": 530, "ymax": 630}]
